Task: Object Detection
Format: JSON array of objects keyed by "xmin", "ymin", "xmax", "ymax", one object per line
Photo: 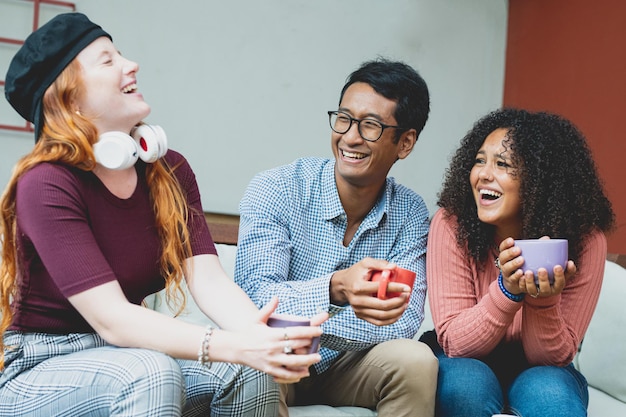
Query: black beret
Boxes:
[{"xmin": 4, "ymin": 12, "xmax": 111, "ymax": 141}]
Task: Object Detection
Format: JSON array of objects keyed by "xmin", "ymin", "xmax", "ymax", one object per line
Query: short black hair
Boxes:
[{"xmin": 339, "ymin": 58, "xmax": 430, "ymax": 141}]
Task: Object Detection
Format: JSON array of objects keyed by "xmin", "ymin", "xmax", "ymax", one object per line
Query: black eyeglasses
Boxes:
[{"xmin": 327, "ymin": 110, "xmax": 407, "ymax": 142}]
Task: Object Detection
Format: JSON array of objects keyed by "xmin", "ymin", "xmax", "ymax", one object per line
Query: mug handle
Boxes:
[{"xmin": 377, "ymin": 270, "xmax": 392, "ymax": 299}]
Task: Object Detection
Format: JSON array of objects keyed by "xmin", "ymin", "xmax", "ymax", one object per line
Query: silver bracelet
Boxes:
[{"xmin": 197, "ymin": 325, "xmax": 214, "ymax": 367}]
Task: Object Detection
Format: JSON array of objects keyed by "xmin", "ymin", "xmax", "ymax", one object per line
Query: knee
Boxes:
[
  {"xmin": 434, "ymin": 357, "xmax": 503, "ymax": 416},
  {"xmin": 376, "ymin": 339, "xmax": 439, "ymax": 379},
  {"xmin": 122, "ymin": 349, "xmax": 185, "ymax": 393},
  {"xmin": 437, "ymin": 357, "xmax": 501, "ymax": 400},
  {"xmin": 105, "ymin": 349, "xmax": 185, "ymax": 415},
  {"xmin": 508, "ymin": 365, "xmax": 588, "ymax": 416}
]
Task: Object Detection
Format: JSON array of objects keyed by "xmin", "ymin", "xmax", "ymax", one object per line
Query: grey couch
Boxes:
[{"xmin": 146, "ymin": 241, "xmax": 626, "ymax": 416}]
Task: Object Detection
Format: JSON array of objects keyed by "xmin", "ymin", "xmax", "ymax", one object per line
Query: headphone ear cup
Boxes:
[
  {"xmin": 132, "ymin": 124, "xmax": 168, "ymax": 163},
  {"xmin": 93, "ymin": 131, "xmax": 139, "ymax": 170}
]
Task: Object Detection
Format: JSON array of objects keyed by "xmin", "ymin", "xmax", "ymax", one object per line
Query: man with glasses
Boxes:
[{"xmin": 235, "ymin": 58, "xmax": 437, "ymax": 417}]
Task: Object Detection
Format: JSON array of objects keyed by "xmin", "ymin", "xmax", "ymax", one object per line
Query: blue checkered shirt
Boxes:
[{"xmin": 234, "ymin": 157, "xmax": 429, "ymax": 373}]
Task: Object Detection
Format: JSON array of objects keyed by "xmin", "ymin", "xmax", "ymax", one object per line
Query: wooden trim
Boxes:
[
  {"xmin": 607, "ymin": 253, "xmax": 626, "ymax": 270},
  {"xmin": 204, "ymin": 212, "xmax": 239, "ymax": 245},
  {"xmin": 204, "ymin": 214, "xmax": 626, "ymax": 269}
]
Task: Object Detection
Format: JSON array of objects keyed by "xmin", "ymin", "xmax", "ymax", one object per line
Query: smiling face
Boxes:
[
  {"xmin": 75, "ymin": 36, "xmax": 150, "ymax": 133},
  {"xmin": 469, "ymin": 127, "xmax": 523, "ymax": 239},
  {"xmin": 332, "ymin": 82, "xmax": 416, "ymax": 193}
]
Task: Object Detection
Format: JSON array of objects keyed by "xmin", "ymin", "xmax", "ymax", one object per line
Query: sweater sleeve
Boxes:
[
  {"xmin": 427, "ymin": 209, "xmax": 523, "ymax": 358},
  {"xmin": 427, "ymin": 209, "xmax": 607, "ymax": 365}
]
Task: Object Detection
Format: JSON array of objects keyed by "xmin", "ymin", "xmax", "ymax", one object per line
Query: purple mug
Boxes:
[
  {"xmin": 514, "ymin": 239, "xmax": 568, "ymax": 284},
  {"xmin": 267, "ymin": 314, "xmax": 320, "ymax": 354}
]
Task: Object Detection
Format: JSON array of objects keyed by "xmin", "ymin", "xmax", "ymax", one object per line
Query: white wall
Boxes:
[{"xmin": 0, "ymin": 0, "xmax": 508, "ymax": 216}]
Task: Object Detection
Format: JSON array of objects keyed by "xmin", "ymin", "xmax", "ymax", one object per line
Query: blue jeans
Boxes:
[{"xmin": 420, "ymin": 331, "xmax": 588, "ymax": 417}]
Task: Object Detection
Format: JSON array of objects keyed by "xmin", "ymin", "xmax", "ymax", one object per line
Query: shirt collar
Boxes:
[
  {"xmin": 321, "ymin": 160, "xmax": 391, "ymax": 227},
  {"xmin": 321, "ymin": 161, "xmax": 344, "ymax": 221}
]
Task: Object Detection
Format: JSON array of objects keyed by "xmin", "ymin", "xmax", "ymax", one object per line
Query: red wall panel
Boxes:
[{"xmin": 505, "ymin": 0, "xmax": 626, "ymax": 253}]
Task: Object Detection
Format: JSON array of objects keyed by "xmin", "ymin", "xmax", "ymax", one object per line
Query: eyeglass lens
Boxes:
[{"xmin": 329, "ymin": 112, "xmax": 383, "ymax": 142}]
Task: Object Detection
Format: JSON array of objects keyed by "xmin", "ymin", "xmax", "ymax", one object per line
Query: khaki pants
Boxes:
[{"xmin": 280, "ymin": 338, "xmax": 437, "ymax": 417}]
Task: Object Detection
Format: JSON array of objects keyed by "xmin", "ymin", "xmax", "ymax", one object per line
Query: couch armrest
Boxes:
[{"xmin": 576, "ymin": 259, "xmax": 626, "ymax": 404}]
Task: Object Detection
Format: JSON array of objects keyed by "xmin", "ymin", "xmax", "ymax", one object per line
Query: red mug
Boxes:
[{"xmin": 370, "ymin": 267, "xmax": 416, "ymax": 300}]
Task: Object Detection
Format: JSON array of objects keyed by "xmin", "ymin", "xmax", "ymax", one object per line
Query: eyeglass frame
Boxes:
[{"xmin": 327, "ymin": 110, "xmax": 410, "ymax": 142}]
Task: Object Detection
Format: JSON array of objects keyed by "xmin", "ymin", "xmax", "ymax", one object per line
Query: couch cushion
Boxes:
[
  {"xmin": 587, "ymin": 387, "xmax": 626, "ymax": 417},
  {"xmin": 576, "ymin": 260, "xmax": 626, "ymax": 403},
  {"xmin": 288, "ymin": 405, "xmax": 376, "ymax": 417},
  {"xmin": 214, "ymin": 242, "xmax": 238, "ymax": 276}
]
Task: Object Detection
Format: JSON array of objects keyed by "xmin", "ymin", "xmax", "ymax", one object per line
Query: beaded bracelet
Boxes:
[
  {"xmin": 497, "ymin": 271, "xmax": 524, "ymax": 302},
  {"xmin": 197, "ymin": 325, "xmax": 214, "ymax": 367}
]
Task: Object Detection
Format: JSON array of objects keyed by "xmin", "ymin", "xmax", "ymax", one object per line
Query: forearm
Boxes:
[
  {"xmin": 193, "ymin": 278, "xmax": 260, "ymax": 330},
  {"xmin": 244, "ymin": 271, "xmax": 333, "ymax": 319},
  {"xmin": 186, "ymin": 255, "xmax": 260, "ymax": 330},
  {"xmin": 436, "ymin": 280, "xmax": 520, "ymax": 357},
  {"xmin": 520, "ymin": 296, "xmax": 578, "ymax": 365},
  {"xmin": 235, "ymin": 216, "xmax": 333, "ymax": 318},
  {"xmin": 71, "ymin": 285, "xmax": 248, "ymax": 364},
  {"xmin": 104, "ymin": 304, "xmax": 205, "ymax": 358}
]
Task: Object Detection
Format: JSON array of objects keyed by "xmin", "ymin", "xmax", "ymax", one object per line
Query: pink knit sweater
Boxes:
[{"xmin": 426, "ymin": 208, "xmax": 607, "ymax": 366}]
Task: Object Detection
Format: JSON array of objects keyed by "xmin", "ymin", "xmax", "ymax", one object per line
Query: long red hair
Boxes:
[{"xmin": 0, "ymin": 60, "xmax": 192, "ymax": 369}]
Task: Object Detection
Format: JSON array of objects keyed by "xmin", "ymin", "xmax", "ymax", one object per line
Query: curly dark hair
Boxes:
[{"xmin": 438, "ymin": 108, "xmax": 615, "ymax": 264}]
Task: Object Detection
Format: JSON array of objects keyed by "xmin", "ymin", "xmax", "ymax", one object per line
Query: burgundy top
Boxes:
[{"xmin": 11, "ymin": 150, "xmax": 216, "ymax": 333}]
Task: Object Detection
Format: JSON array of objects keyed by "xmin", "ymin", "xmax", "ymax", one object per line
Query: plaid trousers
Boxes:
[{"xmin": 0, "ymin": 331, "xmax": 279, "ymax": 417}]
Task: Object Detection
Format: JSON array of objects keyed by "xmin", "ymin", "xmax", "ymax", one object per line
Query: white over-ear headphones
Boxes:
[{"xmin": 93, "ymin": 124, "xmax": 168, "ymax": 170}]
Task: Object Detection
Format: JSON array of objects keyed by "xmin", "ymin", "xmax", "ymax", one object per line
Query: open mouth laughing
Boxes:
[
  {"xmin": 341, "ymin": 149, "xmax": 367, "ymax": 160},
  {"xmin": 122, "ymin": 83, "xmax": 137, "ymax": 94},
  {"xmin": 479, "ymin": 188, "xmax": 502, "ymax": 201}
]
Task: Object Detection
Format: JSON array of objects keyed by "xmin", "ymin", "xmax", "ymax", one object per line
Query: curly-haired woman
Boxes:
[{"xmin": 421, "ymin": 108, "xmax": 615, "ymax": 417}]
